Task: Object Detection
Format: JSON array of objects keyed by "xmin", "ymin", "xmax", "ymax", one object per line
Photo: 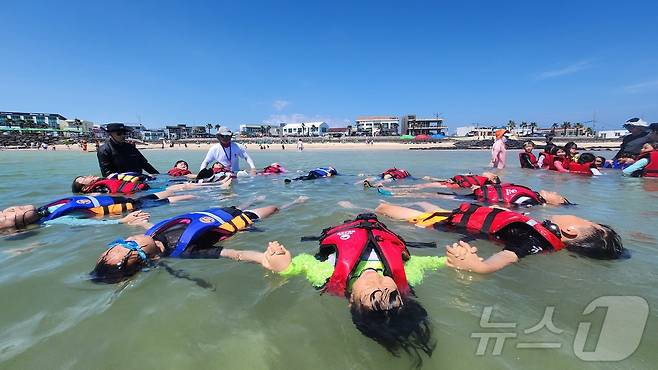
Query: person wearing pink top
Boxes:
[{"xmin": 490, "ymin": 129, "xmax": 510, "ymax": 169}]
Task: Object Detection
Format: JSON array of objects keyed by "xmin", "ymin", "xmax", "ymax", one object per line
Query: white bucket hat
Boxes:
[{"xmin": 624, "ymin": 117, "xmax": 648, "ymax": 128}]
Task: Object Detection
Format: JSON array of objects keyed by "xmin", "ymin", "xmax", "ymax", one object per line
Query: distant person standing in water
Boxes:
[
  {"xmin": 199, "ymin": 127, "xmax": 257, "ymax": 175},
  {"xmin": 297, "ymin": 138, "xmax": 304, "ymax": 151},
  {"xmin": 490, "ymin": 129, "xmax": 509, "ymax": 169},
  {"xmin": 97, "ymin": 123, "xmax": 159, "ymax": 177}
]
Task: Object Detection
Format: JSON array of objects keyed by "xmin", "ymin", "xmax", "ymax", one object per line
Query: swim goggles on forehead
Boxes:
[
  {"xmin": 106, "ymin": 239, "xmax": 150, "ymax": 264},
  {"xmin": 541, "ymin": 220, "xmax": 562, "ymax": 239}
]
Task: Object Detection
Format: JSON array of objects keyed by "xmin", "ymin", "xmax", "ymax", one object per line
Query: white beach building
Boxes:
[
  {"xmin": 355, "ymin": 116, "xmax": 400, "ymax": 135},
  {"xmin": 281, "ymin": 122, "xmax": 329, "ymax": 136},
  {"xmin": 596, "ymin": 129, "xmax": 629, "ymax": 139}
]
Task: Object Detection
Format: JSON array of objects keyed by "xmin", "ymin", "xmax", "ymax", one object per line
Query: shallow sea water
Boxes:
[{"xmin": 0, "ymin": 148, "xmax": 656, "ymax": 370}]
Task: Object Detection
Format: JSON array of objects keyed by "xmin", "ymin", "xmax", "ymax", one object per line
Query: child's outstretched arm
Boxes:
[
  {"xmin": 220, "ymin": 241, "xmax": 292, "ymax": 272},
  {"xmin": 445, "ymin": 241, "xmax": 517, "ymax": 274}
]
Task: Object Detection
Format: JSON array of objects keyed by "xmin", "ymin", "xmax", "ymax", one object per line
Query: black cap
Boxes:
[{"xmin": 103, "ymin": 123, "xmax": 133, "ymax": 132}]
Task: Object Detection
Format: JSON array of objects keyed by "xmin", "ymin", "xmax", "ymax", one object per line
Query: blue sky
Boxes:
[{"xmin": 1, "ymin": 0, "xmax": 657, "ymax": 130}]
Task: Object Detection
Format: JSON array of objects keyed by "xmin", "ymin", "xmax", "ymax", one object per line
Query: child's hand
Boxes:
[
  {"xmin": 445, "ymin": 241, "xmax": 483, "ymax": 272},
  {"xmin": 261, "ymin": 241, "xmax": 291, "ymax": 272},
  {"xmin": 120, "ymin": 211, "xmax": 150, "ymax": 225}
]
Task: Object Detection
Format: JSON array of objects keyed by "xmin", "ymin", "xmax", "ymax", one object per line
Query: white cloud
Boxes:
[
  {"xmin": 272, "ymin": 100, "xmax": 290, "ymax": 111},
  {"xmin": 623, "ymin": 79, "xmax": 658, "ymax": 93},
  {"xmin": 262, "ymin": 113, "xmax": 351, "ymax": 127},
  {"xmin": 536, "ymin": 60, "xmax": 592, "ymax": 80}
]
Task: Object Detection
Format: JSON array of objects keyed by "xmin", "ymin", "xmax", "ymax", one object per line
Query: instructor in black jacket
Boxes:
[{"xmin": 97, "ymin": 123, "xmax": 159, "ymax": 177}]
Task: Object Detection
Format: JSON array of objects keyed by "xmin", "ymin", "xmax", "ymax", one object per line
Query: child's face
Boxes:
[
  {"xmin": 641, "ymin": 143, "xmax": 654, "ymax": 154},
  {"xmin": 594, "ymin": 158, "xmax": 604, "ymax": 167},
  {"xmin": 524, "ymin": 145, "xmax": 534, "ymax": 153},
  {"xmin": 176, "ymin": 162, "xmax": 188, "ymax": 170},
  {"xmin": 569, "ymin": 146, "xmax": 578, "ymax": 154},
  {"xmin": 557, "ymin": 149, "xmax": 566, "ymax": 156}
]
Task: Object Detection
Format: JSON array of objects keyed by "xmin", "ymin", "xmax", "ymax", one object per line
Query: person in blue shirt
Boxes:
[{"xmin": 623, "ymin": 142, "xmax": 657, "ymax": 176}]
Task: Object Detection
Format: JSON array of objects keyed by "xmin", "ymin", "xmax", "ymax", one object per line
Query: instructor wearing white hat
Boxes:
[
  {"xmin": 199, "ymin": 127, "xmax": 257, "ymax": 174},
  {"xmin": 612, "ymin": 117, "xmax": 651, "ymax": 160}
]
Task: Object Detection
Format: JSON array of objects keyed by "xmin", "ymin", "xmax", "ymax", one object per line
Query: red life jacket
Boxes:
[
  {"xmin": 639, "ymin": 150, "xmax": 658, "ymax": 178},
  {"xmin": 167, "ymin": 168, "xmax": 191, "ymax": 177},
  {"xmin": 381, "ymin": 168, "xmax": 411, "ymax": 179},
  {"xmin": 83, "ymin": 179, "xmax": 148, "ymax": 194},
  {"xmin": 540, "ymin": 152, "xmax": 554, "ymax": 169},
  {"xmin": 567, "ymin": 162, "xmax": 593, "ymax": 175},
  {"xmin": 519, "ymin": 152, "xmax": 538, "ymax": 168},
  {"xmin": 316, "ymin": 215, "xmax": 410, "ymax": 296},
  {"xmin": 263, "ymin": 165, "xmax": 284, "ymax": 174},
  {"xmin": 446, "ymin": 203, "xmax": 565, "ymax": 251},
  {"xmin": 212, "ymin": 165, "xmax": 229, "ymax": 174},
  {"xmin": 473, "ymin": 184, "xmax": 543, "ymax": 205},
  {"xmin": 452, "ymin": 175, "xmax": 490, "ymax": 188},
  {"xmin": 547, "ymin": 156, "xmax": 569, "ymax": 171}
]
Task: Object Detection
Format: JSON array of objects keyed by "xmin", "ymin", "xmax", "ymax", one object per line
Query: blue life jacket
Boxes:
[
  {"xmin": 41, "ymin": 196, "xmax": 119, "ymax": 221},
  {"xmin": 145, "ymin": 208, "xmax": 248, "ymax": 257},
  {"xmin": 310, "ymin": 167, "xmax": 337, "ymax": 177}
]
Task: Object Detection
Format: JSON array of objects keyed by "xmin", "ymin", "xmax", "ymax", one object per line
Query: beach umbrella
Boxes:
[
  {"xmin": 414, "ymin": 134, "xmax": 431, "ymax": 140},
  {"xmin": 431, "ymin": 133, "xmax": 445, "ymax": 139},
  {"xmin": 400, "ymin": 135, "xmax": 414, "ymax": 140}
]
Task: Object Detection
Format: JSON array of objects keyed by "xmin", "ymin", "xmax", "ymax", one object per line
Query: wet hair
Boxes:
[
  {"xmin": 564, "ymin": 224, "xmax": 625, "ymax": 260},
  {"xmin": 350, "ymin": 297, "xmax": 435, "ymax": 368},
  {"xmin": 595, "ymin": 156, "xmax": 606, "ymax": 163},
  {"xmin": 577, "ymin": 153, "xmax": 596, "ymax": 164},
  {"xmin": 563, "ymin": 141, "xmax": 578, "ymax": 153},
  {"xmin": 90, "ymin": 246, "xmax": 146, "ymax": 283},
  {"xmin": 71, "ymin": 176, "xmax": 85, "ymax": 193},
  {"xmin": 618, "ymin": 152, "xmax": 635, "ymax": 159},
  {"xmin": 543, "ymin": 143, "xmax": 557, "ymax": 153},
  {"xmin": 174, "ymin": 160, "xmax": 189, "ymax": 167},
  {"xmin": 548, "ymin": 145, "xmax": 561, "ymax": 155},
  {"xmin": 523, "ymin": 141, "xmax": 534, "ymax": 148},
  {"xmin": 645, "ymin": 142, "xmax": 658, "ymax": 151}
]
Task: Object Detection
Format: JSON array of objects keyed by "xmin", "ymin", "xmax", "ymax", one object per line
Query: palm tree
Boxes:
[
  {"xmin": 310, "ymin": 124, "xmax": 317, "ymax": 137},
  {"xmin": 300, "ymin": 122, "xmax": 306, "ymax": 136},
  {"xmin": 206, "ymin": 123, "xmax": 213, "ymax": 135},
  {"xmin": 214, "ymin": 124, "xmax": 221, "ymax": 133},
  {"xmin": 520, "ymin": 121, "xmax": 528, "ymax": 136},
  {"xmin": 561, "ymin": 121, "xmax": 571, "ymax": 136},
  {"xmin": 73, "ymin": 118, "xmax": 82, "ymax": 132},
  {"xmin": 551, "ymin": 123, "xmax": 559, "ymax": 136},
  {"xmin": 574, "ymin": 122, "xmax": 584, "ymax": 136},
  {"xmin": 529, "ymin": 122, "xmax": 538, "ymax": 135},
  {"xmin": 585, "ymin": 127, "xmax": 594, "ymax": 136},
  {"xmin": 507, "ymin": 120, "xmax": 516, "ymax": 131}
]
